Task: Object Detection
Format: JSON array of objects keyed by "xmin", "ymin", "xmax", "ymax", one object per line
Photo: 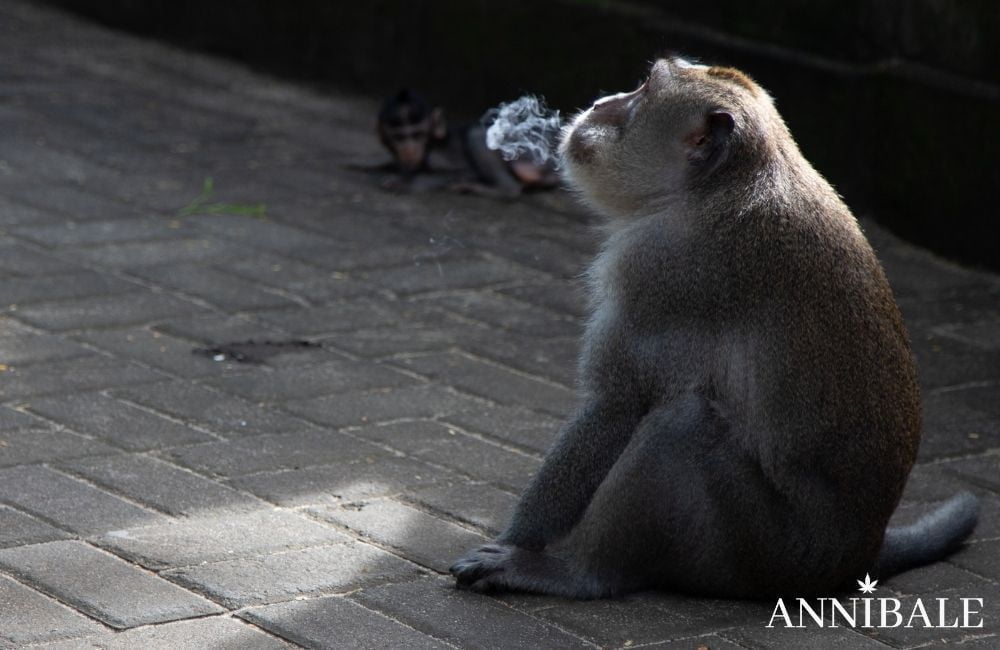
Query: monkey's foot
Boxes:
[
  {"xmin": 450, "ymin": 544, "xmax": 609, "ymax": 598},
  {"xmin": 450, "ymin": 543, "xmax": 511, "ymax": 591}
]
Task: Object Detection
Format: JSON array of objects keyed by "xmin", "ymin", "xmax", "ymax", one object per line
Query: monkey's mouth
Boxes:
[{"xmin": 588, "ymin": 80, "xmax": 646, "ymax": 128}]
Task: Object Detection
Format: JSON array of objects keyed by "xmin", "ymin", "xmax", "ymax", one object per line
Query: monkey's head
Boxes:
[
  {"xmin": 559, "ymin": 57, "xmax": 784, "ymax": 219},
  {"xmin": 378, "ymin": 88, "xmax": 447, "ymax": 175}
]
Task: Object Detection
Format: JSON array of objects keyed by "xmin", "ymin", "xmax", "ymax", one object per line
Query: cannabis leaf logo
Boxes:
[{"xmin": 857, "ymin": 573, "xmax": 878, "ymax": 594}]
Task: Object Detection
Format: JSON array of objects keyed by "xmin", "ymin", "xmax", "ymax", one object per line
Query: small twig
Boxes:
[{"xmin": 176, "ymin": 177, "xmax": 267, "ymax": 218}]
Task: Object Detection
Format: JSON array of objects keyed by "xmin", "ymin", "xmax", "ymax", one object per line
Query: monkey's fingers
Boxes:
[{"xmin": 449, "ymin": 545, "xmax": 510, "ymax": 586}]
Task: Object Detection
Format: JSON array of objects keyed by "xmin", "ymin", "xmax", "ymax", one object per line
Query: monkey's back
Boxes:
[
  {"xmin": 712, "ymin": 193, "xmax": 921, "ymax": 593},
  {"xmin": 590, "ymin": 187, "xmax": 922, "ymax": 595}
]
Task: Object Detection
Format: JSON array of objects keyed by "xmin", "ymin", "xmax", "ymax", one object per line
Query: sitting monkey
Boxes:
[
  {"xmin": 375, "ymin": 88, "xmax": 559, "ymax": 196},
  {"xmin": 450, "ymin": 58, "xmax": 978, "ymax": 598}
]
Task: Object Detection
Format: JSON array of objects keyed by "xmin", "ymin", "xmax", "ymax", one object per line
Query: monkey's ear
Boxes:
[
  {"xmin": 685, "ymin": 111, "xmax": 735, "ymax": 165},
  {"xmin": 430, "ymin": 107, "xmax": 448, "ymax": 140}
]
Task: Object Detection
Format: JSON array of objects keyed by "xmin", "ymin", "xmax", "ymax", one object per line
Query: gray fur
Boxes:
[{"xmin": 451, "ymin": 57, "xmax": 977, "ymax": 599}]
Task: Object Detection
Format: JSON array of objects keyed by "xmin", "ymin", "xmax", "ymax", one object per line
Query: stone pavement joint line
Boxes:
[{"xmin": 0, "ymin": 0, "xmax": 998, "ymax": 647}]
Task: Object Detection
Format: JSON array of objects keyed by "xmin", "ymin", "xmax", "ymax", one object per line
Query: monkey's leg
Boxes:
[
  {"xmin": 498, "ymin": 398, "xmax": 646, "ymax": 550},
  {"xmin": 453, "ymin": 394, "xmax": 717, "ymax": 598},
  {"xmin": 450, "ymin": 544, "xmax": 608, "ymax": 598},
  {"xmin": 461, "ymin": 125, "xmax": 524, "ymax": 197}
]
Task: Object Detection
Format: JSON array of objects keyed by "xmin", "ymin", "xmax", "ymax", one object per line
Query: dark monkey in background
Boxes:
[
  {"xmin": 451, "ymin": 58, "xmax": 978, "ymax": 599},
  {"xmin": 376, "ymin": 89, "xmax": 558, "ymax": 196}
]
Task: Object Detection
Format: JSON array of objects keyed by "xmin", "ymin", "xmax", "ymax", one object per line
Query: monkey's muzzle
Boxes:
[{"xmin": 588, "ymin": 81, "xmax": 646, "ymax": 128}]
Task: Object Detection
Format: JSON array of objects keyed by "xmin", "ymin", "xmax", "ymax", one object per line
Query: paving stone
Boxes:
[
  {"xmin": 34, "ymin": 616, "xmax": 294, "ymax": 650},
  {"xmin": 359, "ymin": 257, "xmax": 536, "ymax": 295},
  {"xmin": 410, "ymin": 480, "xmax": 519, "ymax": 535},
  {"xmin": 0, "ymin": 270, "xmax": 137, "ymax": 308},
  {"xmin": 0, "ymin": 540, "xmax": 222, "ymax": 629},
  {"xmin": 919, "ymin": 389, "xmax": 1000, "ymax": 460},
  {"xmin": 0, "ymin": 574, "xmax": 104, "ymax": 645},
  {"xmin": 937, "ymin": 453, "xmax": 1000, "ymax": 494},
  {"xmin": 351, "ymin": 576, "xmax": 592, "ymax": 649},
  {"xmin": 844, "ymin": 585, "xmax": 1000, "ymax": 647},
  {"xmin": 62, "ymin": 454, "xmax": 265, "ymax": 517},
  {"xmin": 0, "ymin": 354, "xmax": 163, "ymax": 399},
  {"xmin": 464, "ymin": 332, "xmax": 581, "ymax": 387},
  {"xmin": 0, "ymin": 505, "xmax": 71, "ymax": 548},
  {"xmin": 163, "ymin": 540, "xmax": 419, "ymax": 608},
  {"xmin": 442, "ymin": 403, "xmax": 561, "ymax": 454},
  {"xmin": 317, "ymin": 320, "xmax": 485, "ymax": 358},
  {"xmin": 0, "ymin": 328, "xmax": 90, "ymax": 365},
  {"xmin": 240, "ymin": 595, "xmax": 447, "ymax": 650},
  {"xmin": 937, "ymin": 384, "xmax": 1000, "ymax": 420},
  {"xmin": 230, "ymin": 454, "xmax": 444, "ymax": 508},
  {"xmin": 75, "ymin": 326, "xmax": 251, "ymax": 378},
  {"xmin": 536, "ymin": 596, "xmax": 712, "ymax": 647},
  {"xmin": 187, "ymin": 213, "xmax": 343, "ymax": 254},
  {"xmin": 939, "ymin": 319, "xmax": 1000, "ymax": 350},
  {"xmin": 966, "ymin": 496, "xmax": 1000, "ymax": 541},
  {"xmin": 61, "ymin": 238, "xmax": 240, "ymax": 268},
  {"xmin": 0, "ymin": 241, "xmax": 78, "ymax": 276},
  {"xmin": 899, "ymin": 463, "xmax": 994, "ymax": 503},
  {"xmin": 0, "ymin": 465, "xmax": 165, "ymax": 534},
  {"xmin": 351, "ymin": 420, "xmax": 541, "ymax": 492},
  {"xmin": 205, "ymin": 359, "xmax": 416, "ymax": 403},
  {"xmin": 499, "ymin": 281, "xmax": 590, "ymax": 318},
  {"xmin": 311, "ymin": 499, "xmax": 488, "ymax": 573},
  {"xmin": 0, "ymin": 428, "xmax": 117, "ymax": 468},
  {"xmin": 113, "ymin": 380, "xmax": 307, "ymax": 437},
  {"xmin": 0, "ymin": 405, "xmax": 52, "ymax": 431},
  {"xmin": 645, "ymin": 635, "xmax": 746, "ymax": 649},
  {"xmin": 27, "ymin": 391, "xmax": 215, "ymax": 450},
  {"xmin": 163, "ymin": 429, "xmax": 386, "ymax": 478},
  {"xmin": 423, "ymin": 291, "xmax": 581, "ymax": 338},
  {"xmin": 273, "ymin": 273, "xmax": 382, "ymax": 304},
  {"xmin": 896, "ymin": 285, "xmax": 1000, "ymax": 328},
  {"xmin": 881, "ymin": 559, "xmax": 994, "ymax": 597},
  {"xmin": 285, "ymin": 383, "xmax": 480, "ymax": 428},
  {"xmin": 911, "ymin": 330, "xmax": 1000, "ymax": 389},
  {"xmin": 470, "ymin": 232, "xmax": 590, "ymax": 278},
  {"xmin": 721, "ymin": 624, "xmax": 889, "ymax": 649},
  {"xmin": 95, "ymin": 510, "xmax": 348, "ymax": 570},
  {"xmin": 12, "ymin": 290, "xmax": 206, "ymax": 331},
  {"xmin": 549, "ymin": 590, "xmax": 771, "ymax": 635},
  {"xmin": 11, "ymin": 218, "xmax": 189, "ymax": 247},
  {"xmin": 152, "ymin": 312, "xmax": 290, "ymax": 344},
  {"xmin": 397, "ymin": 351, "xmax": 575, "ymax": 417},
  {"xmin": 880, "ymin": 249, "xmax": 994, "ymax": 299},
  {"xmin": 12, "ymin": 183, "xmax": 139, "ymax": 223},
  {"xmin": 128, "ymin": 264, "xmax": 298, "ymax": 312},
  {"xmin": 254, "ymin": 300, "xmax": 403, "ymax": 336},
  {"xmin": 0, "ymin": 198, "xmax": 58, "ymax": 227},
  {"xmin": 222, "ymin": 250, "xmax": 331, "ymax": 285},
  {"xmin": 299, "ymin": 243, "xmax": 471, "ymax": 273}
]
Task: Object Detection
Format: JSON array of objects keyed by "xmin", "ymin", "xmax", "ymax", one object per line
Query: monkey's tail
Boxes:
[{"xmin": 875, "ymin": 491, "xmax": 979, "ymax": 578}]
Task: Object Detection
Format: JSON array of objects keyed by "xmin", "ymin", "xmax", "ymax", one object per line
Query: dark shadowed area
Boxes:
[{"xmin": 41, "ymin": 0, "xmax": 1000, "ymax": 270}]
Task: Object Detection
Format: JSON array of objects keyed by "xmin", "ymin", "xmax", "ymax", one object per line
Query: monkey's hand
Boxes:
[
  {"xmin": 451, "ymin": 543, "xmax": 588, "ymax": 597},
  {"xmin": 447, "ymin": 180, "xmax": 521, "ymax": 199},
  {"xmin": 449, "ymin": 543, "xmax": 513, "ymax": 592},
  {"xmin": 379, "ymin": 175, "xmax": 412, "ymax": 193}
]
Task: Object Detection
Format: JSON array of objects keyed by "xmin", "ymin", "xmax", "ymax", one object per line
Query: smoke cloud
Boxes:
[{"xmin": 483, "ymin": 95, "xmax": 562, "ymax": 167}]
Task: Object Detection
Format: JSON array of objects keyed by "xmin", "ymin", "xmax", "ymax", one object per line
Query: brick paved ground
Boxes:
[{"xmin": 1, "ymin": 1, "xmax": 998, "ymax": 648}]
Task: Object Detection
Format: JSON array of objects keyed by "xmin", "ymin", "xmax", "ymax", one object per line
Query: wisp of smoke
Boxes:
[{"xmin": 483, "ymin": 95, "xmax": 562, "ymax": 167}]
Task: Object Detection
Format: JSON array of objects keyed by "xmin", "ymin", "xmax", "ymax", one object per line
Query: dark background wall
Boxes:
[{"xmin": 42, "ymin": 0, "xmax": 1000, "ymax": 270}]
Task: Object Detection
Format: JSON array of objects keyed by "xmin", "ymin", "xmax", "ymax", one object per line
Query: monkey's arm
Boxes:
[
  {"xmin": 500, "ymin": 398, "xmax": 644, "ymax": 550},
  {"xmin": 461, "ymin": 125, "xmax": 524, "ymax": 197}
]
